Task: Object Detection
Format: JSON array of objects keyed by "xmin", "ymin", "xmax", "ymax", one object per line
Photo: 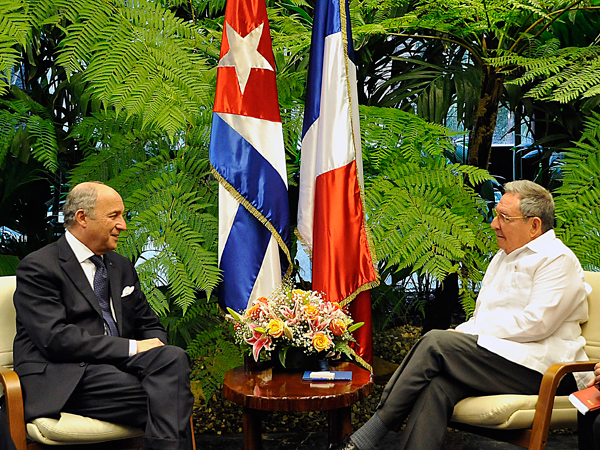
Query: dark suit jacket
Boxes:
[{"xmin": 13, "ymin": 235, "xmax": 167, "ymax": 421}]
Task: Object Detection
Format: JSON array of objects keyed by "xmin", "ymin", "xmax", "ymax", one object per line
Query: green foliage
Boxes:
[
  {"xmin": 361, "ymin": 105, "xmax": 497, "ymax": 315},
  {"xmin": 0, "ymin": 254, "xmax": 19, "ymax": 276},
  {"xmin": 554, "ymin": 112, "xmax": 600, "ymax": 270},
  {"xmin": 188, "ymin": 320, "xmax": 243, "ymax": 404},
  {"xmin": 0, "ymin": 0, "xmax": 30, "ymax": 96},
  {"xmin": 46, "ymin": 0, "xmax": 211, "ymax": 139},
  {"xmin": 499, "ymin": 44, "xmax": 600, "ymax": 106},
  {"xmin": 0, "ymin": 99, "xmax": 59, "ymax": 172}
]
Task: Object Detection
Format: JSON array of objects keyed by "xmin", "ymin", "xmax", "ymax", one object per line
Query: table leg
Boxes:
[
  {"xmin": 243, "ymin": 407, "xmax": 262, "ymax": 450},
  {"xmin": 328, "ymin": 406, "xmax": 352, "ymax": 448}
]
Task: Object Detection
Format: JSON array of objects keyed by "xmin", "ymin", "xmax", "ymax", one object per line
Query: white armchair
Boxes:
[
  {"xmin": 0, "ymin": 275, "xmax": 146, "ymax": 449},
  {"xmin": 450, "ymin": 270, "xmax": 600, "ymax": 450}
]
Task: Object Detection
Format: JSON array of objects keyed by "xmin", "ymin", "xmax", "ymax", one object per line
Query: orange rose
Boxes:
[
  {"xmin": 312, "ymin": 332, "xmax": 332, "ymax": 352},
  {"xmin": 268, "ymin": 318, "xmax": 285, "ymax": 338},
  {"xmin": 257, "ymin": 296, "xmax": 268, "ymax": 304},
  {"xmin": 329, "ymin": 319, "xmax": 347, "ymax": 336},
  {"xmin": 246, "ymin": 304, "xmax": 262, "ymax": 320},
  {"xmin": 304, "ymin": 304, "xmax": 319, "ymax": 320}
]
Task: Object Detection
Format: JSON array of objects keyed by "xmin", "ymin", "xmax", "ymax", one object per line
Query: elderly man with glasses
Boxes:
[{"xmin": 334, "ymin": 180, "xmax": 591, "ymax": 450}]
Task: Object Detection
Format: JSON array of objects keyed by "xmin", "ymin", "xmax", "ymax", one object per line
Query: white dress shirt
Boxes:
[
  {"xmin": 65, "ymin": 230, "xmax": 137, "ymax": 356},
  {"xmin": 455, "ymin": 229, "xmax": 592, "ymax": 388}
]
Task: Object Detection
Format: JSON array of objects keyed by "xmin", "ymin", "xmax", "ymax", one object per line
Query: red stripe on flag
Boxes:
[
  {"xmin": 349, "ymin": 290, "xmax": 373, "ymax": 365},
  {"xmin": 312, "ymin": 160, "xmax": 377, "ymax": 300},
  {"xmin": 312, "ymin": 160, "xmax": 376, "ymax": 365}
]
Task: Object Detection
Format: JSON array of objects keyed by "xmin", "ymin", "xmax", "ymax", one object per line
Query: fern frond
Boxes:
[
  {"xmin": 555, "ymin": 112, "xmax": 600, "ymax": 270},
  {"xmin": 362, "ymin": 106, "xmax": 496, "ymax": 313}
]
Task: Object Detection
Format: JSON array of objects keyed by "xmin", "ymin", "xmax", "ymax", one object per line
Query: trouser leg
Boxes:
[
  {"xmin": 62, "ymin": 363, "xmax": 148, "ymax": 428},
  {"xmin": 376, "ymin": 330, "xmax": 547, "ymax": 450},
  {"xmin": 578, "ymin": 410, "xmax": 600, "ymax": 450},
  {"xmin": 118, "ymin": 345, "xmax": 194, "ymax": 450},
  {"xmin": 63, "ymin": 345, "xmax": 194, "ymax": 450},
  {"xmin": 398, "ymin": 374, "xmax": 473, "ymax": 449}
]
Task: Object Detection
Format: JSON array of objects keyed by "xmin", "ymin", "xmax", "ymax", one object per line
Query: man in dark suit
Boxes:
[{"xmin": 13, "ymin": 181, "xmax": 194, "ymax": 450}]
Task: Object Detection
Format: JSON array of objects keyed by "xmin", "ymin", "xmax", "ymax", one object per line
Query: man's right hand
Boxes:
[{"xmin": 136, "ymin": 338, "xmax": 165, "ymax": 354}]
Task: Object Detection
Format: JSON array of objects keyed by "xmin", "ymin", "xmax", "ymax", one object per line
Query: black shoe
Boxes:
[{"xmin": 330, "ymin": 435, "xmax": 358, "ymax": 450}]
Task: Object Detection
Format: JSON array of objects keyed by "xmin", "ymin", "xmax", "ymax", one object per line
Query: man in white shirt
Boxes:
[
  {"xmin": 334, "ymin": 180, "xmax": 589, "ymax": 450},
  {"xmin": 13, "ymin": 182, "xmax": 194, "ymax": 450}
]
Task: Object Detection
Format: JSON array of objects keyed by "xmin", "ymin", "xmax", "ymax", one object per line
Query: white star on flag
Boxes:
[{"xmin": 218, "ymin": 22, "xmax": 274, "ymax": 95}]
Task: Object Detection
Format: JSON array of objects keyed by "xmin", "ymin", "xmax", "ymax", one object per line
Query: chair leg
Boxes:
[{"xmin": 190, "ymin": 416, "xmax": 196, "ymax": 450}]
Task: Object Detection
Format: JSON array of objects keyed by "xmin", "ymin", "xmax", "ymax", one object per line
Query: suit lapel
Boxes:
[
  {"xmin": 104, "ymin": 252, "xmax": 124, "ymax": 335},
  {"xmin": 57, "ymin": 236, "xmax": 103, "ymax": 317}
]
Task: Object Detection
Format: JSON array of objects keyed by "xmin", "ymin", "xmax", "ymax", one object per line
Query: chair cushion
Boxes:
[
  {"xmin": 27, "ymin": 413, "xmax": 144, "ymax": 444},
  {"xmin": 583, "ymin": 271, "xmax": 600, "ymax": 360},
  {"xmin": 451, "ymin": 394, "xmax": 577, "ymax": 429},
  {"xmin": 0, "ymin": 276, "xmax": 17, "ymax": 368}
]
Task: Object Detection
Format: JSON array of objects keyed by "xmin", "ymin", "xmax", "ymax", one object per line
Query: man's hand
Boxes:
[
  {"xmin": 587, "ymin": 361, "xmax": 600, "ymax": 387},
  {"xmin": 136, "ymin": 338, "xmax": 165, "ymax": 354}
]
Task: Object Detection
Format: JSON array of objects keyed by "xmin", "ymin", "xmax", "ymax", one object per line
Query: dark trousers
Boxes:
[
  {"xmin": 578, "ymin": 409, "xmax": 600, "ymax": 449},
  {"xmin": 62, "ymin": 345, "xmax": 194, "ymax": 450},
  {"xmin": 1, "ymin": 398, "xmax": 17, "ymax": 450},
  {"xmin": 376, "ymin": 330, "xmax": 577, "ymax": 450}
]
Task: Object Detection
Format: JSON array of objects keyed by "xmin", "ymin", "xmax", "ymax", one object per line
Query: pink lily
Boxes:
[{"xmin": 245, "ymin": 324, "xmax": 272, "ymax": 361}]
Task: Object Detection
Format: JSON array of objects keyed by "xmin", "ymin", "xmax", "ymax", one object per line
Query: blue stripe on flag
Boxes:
[
  {"xmin": 302, "ymin": 0, "xmax": 355, "ymax": 138},
  {"xmin": 219, "ymin": 204, "xmax": 271, "ymax": 312},
  {"xmin": 210, "ymin": 114, "xmax": 291, "ymax": 246}
]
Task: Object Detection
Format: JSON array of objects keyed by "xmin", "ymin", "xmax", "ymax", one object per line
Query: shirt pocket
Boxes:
[{"xmin": 507, "ymin": 272, "xmax": 534, "ymax": 306}]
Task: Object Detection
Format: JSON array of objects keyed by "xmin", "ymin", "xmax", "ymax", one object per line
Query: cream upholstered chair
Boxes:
[
  {"xmin": 450, "ymin": 270, "xmax": 600, "ymax": 450},
  {"xmin": 0, "ymin": 275, "xmax": 146, "ymax": 450}
]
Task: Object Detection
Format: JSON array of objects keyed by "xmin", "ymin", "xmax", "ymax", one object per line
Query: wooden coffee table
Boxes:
[{"xmin": 223, "ymin": 361, "xmax": 373, "ymax": 450}]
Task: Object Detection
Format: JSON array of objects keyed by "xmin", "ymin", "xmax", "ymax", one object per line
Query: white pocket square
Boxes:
[{"xmin": 121, "ymin": 286, "xmax": 135, "ymax": 297}]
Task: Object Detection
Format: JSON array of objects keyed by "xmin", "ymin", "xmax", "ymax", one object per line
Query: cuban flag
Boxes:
[
  {"xmin": 297, "ymin": 0, "xmax": 379, "ymax": 368},
  {"xmin": 209, "ymin": 0, "xmax": 292, "ymax": 313}
]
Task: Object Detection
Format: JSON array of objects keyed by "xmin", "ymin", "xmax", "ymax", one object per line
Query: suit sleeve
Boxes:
[{"xmin": 14, "ymin": 253, "xmax": 132, "ymax": 364}]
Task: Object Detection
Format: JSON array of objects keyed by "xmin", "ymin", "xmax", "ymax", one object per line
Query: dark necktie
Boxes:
[{"xmin": 89, "ymin": 255, "xmax": 119, "ymax": 336}]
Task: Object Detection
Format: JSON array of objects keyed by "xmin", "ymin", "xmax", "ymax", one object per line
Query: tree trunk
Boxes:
[
  {"xmin": 423, "ymin": 273, "xmax": 459, "ymax": 333},
  {"xmin": 467, "ymin": 65, "xmax": 505, "ymax": 170}
]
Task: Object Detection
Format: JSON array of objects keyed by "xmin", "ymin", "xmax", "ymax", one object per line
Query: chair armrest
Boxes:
[
  {"xmin": 0, "ymin": 366, "xmax": 27, "ymax": 450},
  {"xmin": 529, "ymin": 360, "xmax": 597, "ymax": 449}
]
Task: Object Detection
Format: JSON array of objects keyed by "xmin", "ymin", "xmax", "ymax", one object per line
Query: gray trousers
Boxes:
[{"xmin": 376, "ymin": 330, "xmax": 576, "ymax": 450}]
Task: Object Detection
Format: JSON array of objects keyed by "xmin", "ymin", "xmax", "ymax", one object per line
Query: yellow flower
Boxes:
[
  {"xmin": 268, "ymin": 318, "xmax": 285, "ymax": 338},
  {"xmin": 304, "ymin": 304, "xmax": 319, "ymax": 320},
  {"xmin": 312, "ymin": 332, "xmax": 332, "ymax": 352}
]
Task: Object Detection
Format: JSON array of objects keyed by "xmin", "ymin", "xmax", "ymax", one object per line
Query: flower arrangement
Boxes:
[{"xmin": 226, "ymin": 284, "xmax": 363, "ymax": 367}]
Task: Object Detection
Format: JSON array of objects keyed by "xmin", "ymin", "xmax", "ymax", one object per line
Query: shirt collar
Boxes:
[
  {"xmin": 503, "ymin": 229, "xmax": 556, "ymax": 258},
  {"xmin": 65, "ymin": 230, "xmax": 96, "ymax": 263},
  {"xmin": 524, "ymin": 228, "xmax": 556, "ymax": 253}
]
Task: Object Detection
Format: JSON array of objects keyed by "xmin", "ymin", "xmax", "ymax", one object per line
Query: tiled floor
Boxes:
[{"xmin": 194, "ymin": 430, "xmax": 578, "ymax": 449}]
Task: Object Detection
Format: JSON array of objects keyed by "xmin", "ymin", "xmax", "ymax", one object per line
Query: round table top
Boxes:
[{"xmin": 223, "ymin": 361, "xmax": 374, "ymax": 412}]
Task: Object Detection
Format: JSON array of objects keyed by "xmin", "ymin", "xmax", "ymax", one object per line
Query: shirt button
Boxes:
[{"xmin": 80, "ymin": 362, "xmax": 86, "ymax": 367}]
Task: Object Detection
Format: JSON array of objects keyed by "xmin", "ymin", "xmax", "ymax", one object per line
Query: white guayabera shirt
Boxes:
[{"xmin": 456, "ymin": 229, "xmax": 593, "ymax": 389}]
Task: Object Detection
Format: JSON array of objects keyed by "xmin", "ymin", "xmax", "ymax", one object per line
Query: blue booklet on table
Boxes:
[{"xmin": 302, "ymin": 371, "xmax": 353, "ymax": 381}]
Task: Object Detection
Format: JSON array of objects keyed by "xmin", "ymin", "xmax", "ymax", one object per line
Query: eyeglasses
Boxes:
[{"xmin": 492, "ymin": 208, "xmax": 533, "ymax": 223}]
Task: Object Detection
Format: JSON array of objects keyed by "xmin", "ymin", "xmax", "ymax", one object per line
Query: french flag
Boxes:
[
  {"xmin": 297, "ymin": 0, "xmax": 379, "ymax": 368},
  {"xmin": 209, "ymin": 0, "xmax": 292, "ymax": 313}
]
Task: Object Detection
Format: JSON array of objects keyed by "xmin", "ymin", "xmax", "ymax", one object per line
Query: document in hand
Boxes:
[
  {"xmin": 302, "ymin": 371, "xmax": 353, "ymax": 381},
  {"xmin": 569, "ymin": 385, "xmax": 600, "ymax": 415}
]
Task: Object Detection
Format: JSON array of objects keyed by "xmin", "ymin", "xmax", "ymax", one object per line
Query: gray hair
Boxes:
[
  {"xmin": 63, "ymin": 182, "xmax": 105, "ymax": 229},
  {"xmin": 503, "ymin": 180, "xmax": 554, "ymax": 232}
]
